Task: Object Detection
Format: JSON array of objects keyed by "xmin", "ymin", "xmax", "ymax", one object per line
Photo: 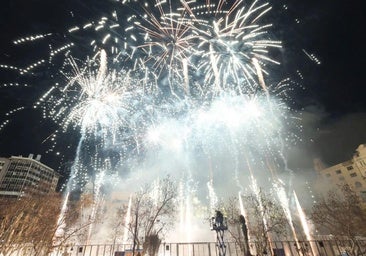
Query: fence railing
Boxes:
[{"xmin": 4, "ymin": 239, "xmax": 366, "ymax": 256}]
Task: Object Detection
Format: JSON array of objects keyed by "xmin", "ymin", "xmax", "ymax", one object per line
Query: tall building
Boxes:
[
  {"xmin": 0, "ymin": 154, "xmax": 60, "ymax": 197},
  {"xmin": 314, "ymin": 144, "xmax": 366, "ymax": 203}
]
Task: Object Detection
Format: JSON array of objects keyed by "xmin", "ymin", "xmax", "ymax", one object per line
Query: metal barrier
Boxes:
[
  {"xmin": 3, "ymin": 240, "xmax": 366, "ymax": 256},
  {"xmin": 49, "ymin": 240, "xmax": 366, "ymax": 256}
]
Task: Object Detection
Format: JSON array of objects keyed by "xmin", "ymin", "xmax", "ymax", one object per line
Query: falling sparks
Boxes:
[
  {"xmin": 59, "ymin": 51, "xmax": 134, "ymax": 134},
  {"xmin": 0, "ymin": 0, "xmax": 310, "ymax": 244}
]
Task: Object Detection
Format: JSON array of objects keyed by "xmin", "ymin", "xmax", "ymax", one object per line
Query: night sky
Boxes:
[{"xmin": 0, "ymin": 0, "xmax": 365, "ymax": 176}]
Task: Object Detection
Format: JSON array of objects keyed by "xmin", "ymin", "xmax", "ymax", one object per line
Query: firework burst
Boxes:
[
  {"xmin": 35, "ymin": 50, "xmax": 137, "ymax": 139},
  {"xmin": 0, "ymin": 0, "xmax": 307, "ymax": 245},
  {"xmin": 182, "ymin": 0, "xmax": 282, "ymax": 95}
]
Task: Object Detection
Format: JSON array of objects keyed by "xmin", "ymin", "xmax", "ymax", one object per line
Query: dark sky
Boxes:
[{"xmin": 0, "ymin": 0, "xmax": 365, "ymax": 173}]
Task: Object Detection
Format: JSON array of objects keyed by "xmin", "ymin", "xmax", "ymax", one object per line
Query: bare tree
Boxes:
[
  {"xmin": 220, "ymin": 197, "xmax": 246, "ymax": 253},
  {"xmin": 243, "ymin": 189, "xmax": 288, "ymax": 256},
  {"xmin": 109, "ymin": 206, "xmax": 125, "ymax": 246},
  {"xmin": 114, "ymin": 176, "xmax": 177, "ymax": 256},
  {"xmin": 0, "ymin": 192, "xmax": 62, "ymax": 256},
  {"xmin": 310, "ymin": 184, "xmax": 366, "ymax": 256},
  {"xmin": 53, "ymin": 193, "xmax": 99, "ymax": 248},
  {"xmin": 0, "ymin": 189, "xmax": 105, "ymax": 256}
]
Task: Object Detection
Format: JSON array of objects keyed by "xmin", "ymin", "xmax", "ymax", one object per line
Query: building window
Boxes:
[
  {"xmin": 347, "ymin": 166, "xmax": 354, "ymax": 171},
  {"xmin": 350, "ymin": 173, "xmax": 357, "ymax": 177},
  {"xmin": 358, "ymin": 160, "xmax": 366, "ymax": 167},
  {"xmin": 355, "ymin": 182, "xmax": 362, "ymax": 188},
  {"xmin": 339, "ymin": 176, "xmax": 345, "ymax": 181},
  {"xmin": 336, "ymin": 170, "xmax": 342, "ymax": 174},
  {"xmin": 325, "ymin": 173, "xmax": 331, "ymax": 177}
]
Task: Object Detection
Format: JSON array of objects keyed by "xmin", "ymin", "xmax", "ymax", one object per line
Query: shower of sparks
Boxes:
[
  {"xmin": 133, "ymin": 2, "xmax": 195, "ymax": 76},
  {"xmin": 120, "ymin": 0, "xmax": 282, "ymax": 96},
  {"xmin": 0, "ymin": 0, "xmax": 308, "ymax": 244},
  {"xmin": 185, "ymin": 0, "xmax": 282, "ymax": 94},
  {"xmin": 59, "ymin": 51, "xmax": 133, "ymax": 135}
]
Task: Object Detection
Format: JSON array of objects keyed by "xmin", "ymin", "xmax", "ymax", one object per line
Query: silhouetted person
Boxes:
[{"xmin": 216, "ymin": 210, "xmax": 224, "ymax": 227}]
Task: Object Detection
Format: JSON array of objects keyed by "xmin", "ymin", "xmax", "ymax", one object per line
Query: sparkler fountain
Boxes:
[{"xmin": 1, "ymin": 0, "xmax": 315, "ymax": 248}]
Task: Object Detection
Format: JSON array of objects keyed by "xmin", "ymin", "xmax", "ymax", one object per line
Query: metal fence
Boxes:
[{"xmin": 47, "ymin": 240, "xmax": 366, "ymax": 256}]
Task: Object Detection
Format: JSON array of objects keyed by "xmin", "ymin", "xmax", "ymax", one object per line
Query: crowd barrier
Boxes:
[
  {"xmin": 50, "ymin": 240, "xmax": 366, "ymax": 256},
  {"xmin": 4, "ymin": 239, "xmax": 366, "ymax": 256}
]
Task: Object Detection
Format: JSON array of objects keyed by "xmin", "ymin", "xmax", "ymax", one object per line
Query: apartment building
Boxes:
[
  {"xmin": 0, "ymin": 154, "xmax": 60, "ymax": 197},
  {"xmin": 314, "ymin": 144, "xmax": 366, "ymax": 202}
]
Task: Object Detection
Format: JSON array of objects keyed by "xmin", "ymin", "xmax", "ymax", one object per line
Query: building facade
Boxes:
[
  {"xmin": 0, "ymin": 154, "xmax": 60, "ymax": 197},
  {"xmin": 314, "ymin": 144, "xmax": 366, "ymax": 203}
]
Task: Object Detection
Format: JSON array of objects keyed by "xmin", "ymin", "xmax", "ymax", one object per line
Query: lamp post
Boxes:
[{"xmin": 211, "ymin": 210, "xmax": 228, "ymax": 256}]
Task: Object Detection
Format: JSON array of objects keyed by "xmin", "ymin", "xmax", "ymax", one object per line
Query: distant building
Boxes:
[
  {"xmin": 314, "ymin": 144, "xmax": 366, "ymax": 203},
  {"xmin": 0, "ymin": 154, "xmax": 60, "ymax": 197}
]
